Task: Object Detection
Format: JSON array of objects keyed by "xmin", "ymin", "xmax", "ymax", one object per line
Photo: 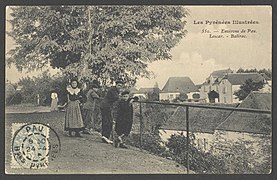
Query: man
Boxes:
[{"xmin": 100, "ymin": 79, "xmax": 124, "ymax": 144}]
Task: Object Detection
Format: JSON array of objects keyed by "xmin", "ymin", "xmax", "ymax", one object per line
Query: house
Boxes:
[
  {"xmin": 159, "ymin": 77, "xmax": 199, "ymax": 102},
  {"xmin": 199, "ymin": 68, "xmax": 233, "ymax": 103},
  {"xmin": 213, "ymin": 92, "xmax": 271, "ymax": 167},
  {"xmin": 218, "ymin": 73, "xmax": 267, "ymax": 104},
  {"xmin": 159, "ymin": 103, "xmax": 237, "ymax": 152}
]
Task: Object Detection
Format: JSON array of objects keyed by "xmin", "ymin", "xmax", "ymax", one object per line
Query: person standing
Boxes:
[
  {"xmin": 50, "ymin": 89, "xmax": 59, "ymax": 111},
  {"xmin": 113, "ymin": 90, "xmax": 135, "ymax": 149},
  {"xmin": 82, "ymin": 80, "xmax": 101, "ymax": 134},
  {"xmin": 100, "ymin": 80, "xmax": 124, "ymax": 144},
  {"xmin": 64, "ymin": 78, "xmax": 87, "ymax": 137}
]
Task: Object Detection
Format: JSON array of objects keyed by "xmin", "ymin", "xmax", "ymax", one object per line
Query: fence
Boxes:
[{"xmin": 133, "ymin": 100, "xmax": 271, "ymax": 174}]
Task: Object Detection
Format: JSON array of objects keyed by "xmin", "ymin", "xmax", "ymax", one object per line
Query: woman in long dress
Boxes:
[{"xmin": 64, "ymin": 78, "xmax": 87, "ymax": 137}]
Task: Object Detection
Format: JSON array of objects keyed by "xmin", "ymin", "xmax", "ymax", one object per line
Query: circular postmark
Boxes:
[{"xmin": 12, "ymin": 123, "xmax": 61, "ymax": 169}]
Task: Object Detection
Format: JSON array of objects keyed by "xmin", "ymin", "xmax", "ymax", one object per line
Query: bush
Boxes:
[
  {"xmin": 166, "ymin": 133, "xmax": 227, "ymax": 174},
  {"xmin": 6, "ymin": 92, "xmax": 22, "ymax": 105},
  {"xmin": 125, "ymin": 133, "xmax": 166, "ymax": 155}
]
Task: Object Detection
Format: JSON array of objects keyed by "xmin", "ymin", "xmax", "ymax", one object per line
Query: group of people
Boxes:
[{"xmin": 62, "ymin": 77, "xmax": 136, "ymax": 149}]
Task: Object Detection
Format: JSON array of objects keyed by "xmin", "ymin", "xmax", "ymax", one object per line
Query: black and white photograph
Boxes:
[{"xmin": 5, "ymin": 5, "xmax": 272, "ymax": 174}]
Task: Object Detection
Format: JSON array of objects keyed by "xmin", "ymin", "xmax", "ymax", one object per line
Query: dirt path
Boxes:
[{"xmin": 5, "ymin": 111, "xmax": 190, "ymax": 174}]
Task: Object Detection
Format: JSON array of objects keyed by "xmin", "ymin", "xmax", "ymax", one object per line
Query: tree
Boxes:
[
  {"xmin": 234, "ymin": 79, "xmax": 265, "ymax": 101},
  {"xmin": 7, "ymin": 6, "xmax": 189, "ymax": 86},
  {"xmin": 17, "ymin": 76, "xmax": 37, "ymax": 103},
  {"xmin": 236, "ymin": 68, "xmax": 272, "ymax": 79},
  {"xmin": 178, "ymin": 92, "xmax": 188, "ymax": 102}
]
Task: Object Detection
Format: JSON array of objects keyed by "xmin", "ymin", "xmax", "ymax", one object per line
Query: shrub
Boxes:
[
  {"xmin": 6, "ymin": 92, "xmax": 22, "ymax": 105},
  {"xmin": 125, "ymin": 133, "xmax": 166, "ymax": 155},
  {"xmin": 166, "ymin": 133, "xmax": 227, "ymax": 174}
]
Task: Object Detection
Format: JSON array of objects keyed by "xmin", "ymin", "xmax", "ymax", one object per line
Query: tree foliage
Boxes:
[
  {"xmin": 17, "ymin": 72, "xmax": 68, "ymax": 104},
  {"xmin": 178, "ymin": 92, "xmax": 188, "ymax": 102},
  {"xmin": 234, "ymin": 79, "xmax": 265, "ymax": 101},
  {"xmin": 7, "ymin": 6, "xmax": 188, "ymax": 86},
  {"xmin": 236, "ymin": 68, "xmax": 272, "ymax": 79}
]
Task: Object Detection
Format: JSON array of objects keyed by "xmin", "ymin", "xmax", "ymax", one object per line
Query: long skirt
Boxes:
[
  {"xmin": 64, "ymin": 100, "xmax": 84, "ymax": 131},
  {"xmin": 50, "ymin": 99, "xmax": 58, "ymax": 111}
]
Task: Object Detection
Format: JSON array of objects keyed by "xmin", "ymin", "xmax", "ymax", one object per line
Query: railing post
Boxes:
[
  {"xmin": 186, "ymin": 106, "xmax": 190, "ymax": 174},
  {"xmin": 139, "ymin": 102, "xmax": 143, "ymax": 151}
]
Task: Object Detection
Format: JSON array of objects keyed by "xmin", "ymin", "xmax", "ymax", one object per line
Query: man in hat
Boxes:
[
  {"xmin": 100, "ymin": 79, "xmax": 124, "ymax": 144},
  {"xmin": 82, "ymin": 80, "xmax": 101, "ymax": 134}
]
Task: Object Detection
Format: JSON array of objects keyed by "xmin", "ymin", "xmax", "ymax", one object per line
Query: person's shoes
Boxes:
[
  {"xmin": 102, "ymin": 136, "xmax": 113, "ymax": 144},
  {"xmin": 119, "ymin": 143, "xmax": 128, "ymax": 149},
  {"xmin": 83, "ymin": 129, "xmax": 91, "ymax": 134},
  {"xmin": 118, "ymin": 136, "xmax": 123, "ymax": 143},
  {"xmin": 114, "ymin": 138, "xmax": 120, "ymax": 148}
]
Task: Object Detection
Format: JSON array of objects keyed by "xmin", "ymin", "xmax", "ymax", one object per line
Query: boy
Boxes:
[{"xmin": 113, "ymin": 90, "xmax": 135, "ymax": 148}]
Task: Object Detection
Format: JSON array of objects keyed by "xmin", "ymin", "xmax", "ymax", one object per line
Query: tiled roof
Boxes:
[
  {"xmin": 216, "ymin": 92, "xmax": 271, "ymax": 134},
  {"xmin": 223, "ymin": 73, "xmax": 265, "ymax": 85},
  {"xmin": 161, "ymin": 77, "xmax": 198, "ymax": 93},
  {"xmin": 211, "ymin": 68, "xmax": 233, "ymax": 77},
  {"xmin": 161, "ymin": 103, "xmax": 237, "ymax": 133}
]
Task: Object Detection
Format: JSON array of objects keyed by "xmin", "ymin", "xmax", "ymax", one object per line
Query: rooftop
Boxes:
[
  {"xmin": 161, "ymin": 103, "xmax": 237, "ymax": 133},
  {"xmin": 216, "ymin": 92, "xmax": 271, "ymax": 134},
  {"xmin": 161, "ymin": 77, "xmax": 198, "ymax": 93},
  {"xmin": 222, "ymin": 73, "xmax": 265, "ymax": 85}
]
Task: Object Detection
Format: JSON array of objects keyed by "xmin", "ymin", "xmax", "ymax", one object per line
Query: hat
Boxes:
[{"xmin": 121, "ymin": 90, "xmax": 130, "ymax": 96}]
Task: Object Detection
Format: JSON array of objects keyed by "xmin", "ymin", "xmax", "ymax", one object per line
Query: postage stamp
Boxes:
[{"xmin": 11, "ymin": 123, "xmax": 61, "ymax": 169}]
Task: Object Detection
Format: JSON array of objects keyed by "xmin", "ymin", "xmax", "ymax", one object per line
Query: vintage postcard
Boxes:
[{"xmin": 5, "ymin": 5, "xmax": 272, "ymax": 174}]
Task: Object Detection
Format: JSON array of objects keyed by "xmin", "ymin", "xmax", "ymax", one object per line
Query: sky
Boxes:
[{"xmin": 5, "ymin": 6, "xmax": 272, "ymax": 89}]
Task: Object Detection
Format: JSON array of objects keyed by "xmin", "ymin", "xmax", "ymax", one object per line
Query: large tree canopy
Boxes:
[
  {"xmin": 7, "ymin": 6, "xmax": 188, "ymax": 86},
  {"xmin": 234, "ymin": 79, "xmax": 265, "ymax": 101}
]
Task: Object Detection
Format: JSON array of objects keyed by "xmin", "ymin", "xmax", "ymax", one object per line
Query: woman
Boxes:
[
  {"xmin": 50, "ymin": 89, "xmax": 59, "ymax": 111},
  {"xmin": 82, "ymin": 80, "xmax": 101, "ymax": 134},
  {"xmin": 64, "ymin": 78, "xmax": 87, "ymax": 137}
]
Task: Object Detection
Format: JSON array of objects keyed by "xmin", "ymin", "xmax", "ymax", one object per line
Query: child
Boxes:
[{"xmin": 113, "ymin": 90, "xmax": 135, "ymax": 148}]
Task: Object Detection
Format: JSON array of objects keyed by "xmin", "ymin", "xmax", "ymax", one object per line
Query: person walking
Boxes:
[
  {"xmin": 82, "ymin": 80, "xmax": 101, "ymax": 134},
  {"xmin": 100, "ymin": 79, "xmax": 124, "ymax": 144},
  {"xmin": 64, "ymin": 78, "xmax": 87, "ymax": 137}
]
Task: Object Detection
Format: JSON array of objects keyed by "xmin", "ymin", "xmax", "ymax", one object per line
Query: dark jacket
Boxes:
[
  {"xmin": 114, "ymin": 99, "xmax": 134, "ymax": 136},
  {"xmin": 100, "ymin": 86, "xmax": 120, "ymax": 109}
]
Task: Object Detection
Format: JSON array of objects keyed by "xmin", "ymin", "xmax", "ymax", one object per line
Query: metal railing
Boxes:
[{"xmin": 134, "ymin": 100, "xmax": 271, "ymax": 174}]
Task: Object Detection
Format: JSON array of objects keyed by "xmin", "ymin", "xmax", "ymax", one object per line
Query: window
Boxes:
[
  {"xmin": 224, "ymin": 97, "xmax": 227, "ymax": 103},
  {"xmin": 216, "ymin": 86, "xmax": 218, "ymax": 91}
]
